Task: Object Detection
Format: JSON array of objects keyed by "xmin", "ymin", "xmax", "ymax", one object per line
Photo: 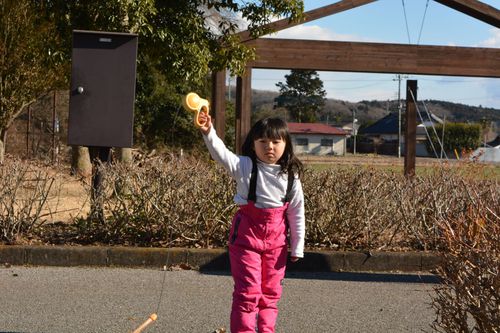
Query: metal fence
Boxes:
[{"xmin": 8, "ymin": 90, "xmax": 70, "ymax": 164}]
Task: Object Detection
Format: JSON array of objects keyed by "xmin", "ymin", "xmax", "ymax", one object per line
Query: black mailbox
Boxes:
[{"xmin": 68, "ymin": 30, "xmax": 138, "ymax": 148}]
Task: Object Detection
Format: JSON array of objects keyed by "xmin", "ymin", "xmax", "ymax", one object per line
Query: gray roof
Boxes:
[
  {"xmin": 486, "ymin": 135, "xmax": 500, "ymax": 147},
  {"xmin": 360, "ymin": 113, "xmax": 398, "ymax": 135},
  {"xmin": 361, "ymin": 111, "xmax": 442, "ymax": 135}
]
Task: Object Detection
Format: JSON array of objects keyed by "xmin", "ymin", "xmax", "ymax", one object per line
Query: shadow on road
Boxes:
[
  {"xmin": 198, "ymin": 252, "xmax": 440, "ymax": 284},
  {"xmin": 285, "ymin": 271, "xmax": 440, "ymax": 284}
]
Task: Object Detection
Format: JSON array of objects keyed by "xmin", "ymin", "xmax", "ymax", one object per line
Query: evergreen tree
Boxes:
[{"xmin": 275, "ymin": 70, "xmax": 326, "ymax": 123}]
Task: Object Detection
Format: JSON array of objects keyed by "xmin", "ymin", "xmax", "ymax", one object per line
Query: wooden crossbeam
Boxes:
[
  {"xmin": 246, "ymin": 38, "xmax": 500, "ymax": 78},
  {"xmin": 238, "ymin": 0, "xmax": 377, "ymax": 42},
  {"xmin": 434, "ymin": 0, "xmax": 500, "ymax": 28}
]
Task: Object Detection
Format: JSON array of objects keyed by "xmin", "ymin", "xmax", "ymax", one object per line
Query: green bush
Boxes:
[{"xmin": 426, "ymin": 123, "xmax": 481, "ymax": 156}]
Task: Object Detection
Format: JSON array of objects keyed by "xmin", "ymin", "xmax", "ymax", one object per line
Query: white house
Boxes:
[
  {"xmin": 288, "ymin": 122, "xmax": 347, "ymax": 155},
  {"xmin": 341, "ymin": 122, "xmax": 360, "ymax": 137}
]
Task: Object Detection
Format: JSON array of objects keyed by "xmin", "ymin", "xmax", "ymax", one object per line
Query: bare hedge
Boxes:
[
  {"xmin": 73, "ymin": 157, "xmax": 499, "ymax": 253},
  {"xmin": 303, "ymin": 166, "xmax": 499, "ymax": 251},
  {"xmin": 0, "ymin": 158, "xmax": 56, "ymax": 242},
  {"xmin": 79, "ymin": 156, "xmax": 237, "ymax": 247},
  {"xmin": 431, "ymin": 186, "xmax": 499, "ymax": 333}
]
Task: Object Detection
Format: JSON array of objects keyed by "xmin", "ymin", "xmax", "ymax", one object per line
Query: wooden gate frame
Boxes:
[{"xmin": 211, "ymin": 0, "xmax": 500, "ymax": 156}]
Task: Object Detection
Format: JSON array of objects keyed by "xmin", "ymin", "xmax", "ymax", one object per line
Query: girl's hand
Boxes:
[
  {"xmin": 198, "ymin": 111, "xmax": 212, "ymax": 135},
  {"xmin": 290, "ymin": 256, "xmax": 299, "ymax": 263}
]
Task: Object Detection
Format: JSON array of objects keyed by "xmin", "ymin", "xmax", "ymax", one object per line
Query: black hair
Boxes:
[{"xmin": 241, "ymin": 117, "xmax": 304, "ymax": 178}]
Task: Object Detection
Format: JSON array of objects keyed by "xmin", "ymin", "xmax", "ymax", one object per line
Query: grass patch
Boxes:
[{"xmin": 305, "ymin": 161, "xmax": 500, "ymax": 181}]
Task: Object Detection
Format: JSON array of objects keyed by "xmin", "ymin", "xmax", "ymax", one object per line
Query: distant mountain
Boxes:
[{"xmin": 249, "ymin": 89, "xmax": 500, "ymax": 131}]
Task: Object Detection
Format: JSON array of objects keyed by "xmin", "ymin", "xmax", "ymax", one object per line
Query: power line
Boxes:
[
  {"xmin": 401, "ymin": 0, "xmax": 412, "ymax": 44},
  {"xmin": 417, "ymin": 0, "xmax": 430, "ymax": 45},
  {"xmin": 419, "ymin": 78, "xmax": 494, "ymax": 83},
  {"xmin": 253, "ymin": 78, "xmax": 390, "ymax": 82},
  {"xmin": 254, "ymin": 77, "xmax": 495, "ymax": 84},
  {"xmin": 323, "ymin": 82, "xmax": 389, "ymax": 90}
]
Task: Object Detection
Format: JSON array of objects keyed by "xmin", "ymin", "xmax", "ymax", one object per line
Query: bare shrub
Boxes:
[
  {"xmin": 0, "ymin": 158, "xmax": 56, "ymax": 242},
  {"xmin": 303, "ymin": 167, "xmax": 401, "ymax": 249},
  {"xmin": 302, "ymin": 165, "xmax": 498, "ymax": 252},
  {"xmin": 431, "ymin": 182, "xmax": 499, "ymax": 333},
  {"xmin": 78, "ymin": 155, "xmax": 236, "ymax": 247},
  {"xmin": 70, "ymin": 159, "xmax": 498, "ymax": 253}
]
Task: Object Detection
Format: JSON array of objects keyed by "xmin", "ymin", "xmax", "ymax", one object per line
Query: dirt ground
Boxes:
[{"xmin": 42, "ymin": 166, "xmax": 90, "ymax": 223}]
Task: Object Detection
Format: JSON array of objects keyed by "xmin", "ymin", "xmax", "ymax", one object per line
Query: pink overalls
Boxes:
[{"xmin": 228, "ymin": 159, "xmax": 293, "ymax": 333}]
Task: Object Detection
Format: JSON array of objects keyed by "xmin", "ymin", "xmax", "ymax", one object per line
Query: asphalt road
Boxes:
[{"xmin": 1, "ymin": 266, "xmax": 439, "ymax": 333}]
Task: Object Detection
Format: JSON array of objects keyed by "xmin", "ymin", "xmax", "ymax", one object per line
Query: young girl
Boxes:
[{"xmin": 198, "ymin": 113, "xmax": 305, "ymax": 333}]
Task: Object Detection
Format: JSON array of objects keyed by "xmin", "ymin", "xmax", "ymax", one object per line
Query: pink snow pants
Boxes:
[{"xmin": 228, "ymin": 201, "xmax": 289, "ymax": 333}]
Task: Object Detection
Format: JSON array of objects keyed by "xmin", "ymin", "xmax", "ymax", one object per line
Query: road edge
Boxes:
[{"xmin": 0, "ymin": 245, "xmax": 441, "ymax": 273}]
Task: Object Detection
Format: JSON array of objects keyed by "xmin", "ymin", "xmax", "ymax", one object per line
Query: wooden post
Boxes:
[
  {"xmin": 404, "ymin": 80, "xmax": 417, "ymax": 178},
  {"xmin": 235, "ymin": 68, "xmax": 252, "ymax": 154},
  {"xmin": 52, "ymin": 90, "xmax": 57, "ymax": 164},
  {"xmin": 211, "ymin": 70, "xmax": 226, "ymax": 142},
  {"xmin": 27, "ymin": 105, "xmax": 31, "ymax": 158},
  {"xmin": 88, "ymin": 146, "xmax": 111, "ymax": 223}
]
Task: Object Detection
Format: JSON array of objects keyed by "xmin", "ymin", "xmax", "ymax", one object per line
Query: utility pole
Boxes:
[
  {"xmin": 440, "ymin": 115, "xmax": 446, "ymax": 159},
  {"xmin": 394, "ymin": 74, "xmax": 408, "ymax": 158},
  {"xmin": 398, "ymin": 77, "xmax": 402, "ymax": 158},
  {"xmin": 352, "ymin": 107, "xmax": 357, "ymax": 155}
]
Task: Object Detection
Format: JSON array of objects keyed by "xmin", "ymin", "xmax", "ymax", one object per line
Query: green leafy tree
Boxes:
[
  {"xmin": 38, "ymin": 0, "xmax": 304, "ymax": 90},
  {"xmin": 426, "ymin": 123, "xmax": 482, "ymax": 155},
  {"xmin": 275, "ymin": 70, "xmax": 326, "ymax": 123},
  {"xmin": 0, "ymin": 0, "xmax": 65, "ymax": 163},
  {"xmin": 37, "ymin": 1, "xmax": 304, "ymax": 151},
  {"xmin": 20, "ymin": 0, "xmax": 303, "ymax": 174}
]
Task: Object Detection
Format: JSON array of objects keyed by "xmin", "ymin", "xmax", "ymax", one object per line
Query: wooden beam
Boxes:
[
  {"xmin": 433, "ymin": 0, "xmax": 500, "ymax": 28},
  {"xmin": 246, "ymin": 38, "xmax": 500, "ymax": 78},
  {"xmin": 211, "ymin": 71, "xmax": 226, "ymax": 142},
  {"xmin": 238, "ymin": 0, "xmax": 377, "ymax": 42},
  {"xmin": 404, "ymin": 80, "xmax": 417, "ymax": 178},
  {"xmin": 235, "ymin": 68, "xmax": 252, "ymax": 154}
]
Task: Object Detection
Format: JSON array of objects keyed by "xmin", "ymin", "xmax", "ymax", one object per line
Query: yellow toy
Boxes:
[{"xmin": 182, "ymin": 92, "xmax": 210, "ymax": 127}]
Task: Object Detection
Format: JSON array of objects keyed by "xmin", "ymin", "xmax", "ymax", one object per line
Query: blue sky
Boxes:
[{"xmin": 247, "ymin": 0, "xmax": 500, "ymax": 108}]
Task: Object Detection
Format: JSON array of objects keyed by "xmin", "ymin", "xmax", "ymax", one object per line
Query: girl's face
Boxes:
[{"xmin": 253, "ymin": 137, "xmax": 286, "ymax": 164}]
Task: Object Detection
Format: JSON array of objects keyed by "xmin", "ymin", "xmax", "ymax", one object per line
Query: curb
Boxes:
[{"xmin": 0, "ymin": 245, "xmax": 441, "ymax": 273}]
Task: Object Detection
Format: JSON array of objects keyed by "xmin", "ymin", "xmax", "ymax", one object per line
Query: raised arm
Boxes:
[{"xmin": 199, "ymin": 113, "xmax": 241, "ymax": 178}]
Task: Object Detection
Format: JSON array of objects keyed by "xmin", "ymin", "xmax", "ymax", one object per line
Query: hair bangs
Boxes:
[{"xmin": 255, "ymin": 118, "xmax": 288, "ymax": 141}]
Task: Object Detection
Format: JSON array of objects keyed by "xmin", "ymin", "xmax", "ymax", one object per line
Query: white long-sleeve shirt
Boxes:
[{"xmin": 203, "ymin": 127, "xmax": 305, "ymax": 258}]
